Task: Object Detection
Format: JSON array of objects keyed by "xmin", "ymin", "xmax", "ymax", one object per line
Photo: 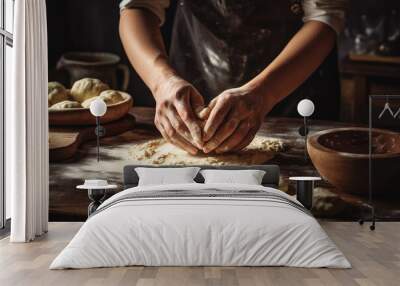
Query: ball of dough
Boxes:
[
  {"xmin": 49, "ymin": 100, "xmax": 81, "ymax": 110},
  {"xmin": 70, "ymin": 78, "xmax": 109, "ymax": 102},
  {"xmin": 81, "ymin": 96, "xmax": 99, "ymax": 108},
  {"xmin": 98, "ymin": 90, "xmax": 124, "ymax": 105},
  {"xmin": 48, "ymin": 82, "xmax": 69, "ymax": 106}
]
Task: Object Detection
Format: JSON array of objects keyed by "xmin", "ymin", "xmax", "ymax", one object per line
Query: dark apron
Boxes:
[{"xmin": 169, "ymin": 0, "xmax": 340, "ymax": 120}]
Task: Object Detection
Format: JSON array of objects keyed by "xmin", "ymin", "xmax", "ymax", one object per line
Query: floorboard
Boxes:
[{"xmin": 0, "ymin": 222, "xmax": 399, "ymax": 286}]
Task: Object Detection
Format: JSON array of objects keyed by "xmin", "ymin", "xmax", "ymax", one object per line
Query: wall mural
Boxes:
[{"xmin": 47, "ymin": 0, "xmax": 400, "ymax": 222}]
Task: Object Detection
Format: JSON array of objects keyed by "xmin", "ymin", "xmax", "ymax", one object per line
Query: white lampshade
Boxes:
[
  {"xmin": 297, "ymin": 99, "xmax": 315, "ymax": 117},
  {"xmin": 89, "ymin": 99, "xmax": 107, "ymax": 117}
]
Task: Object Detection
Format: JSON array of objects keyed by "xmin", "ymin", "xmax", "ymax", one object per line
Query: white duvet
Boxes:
[{"xmin": 50, "ymin": 183, "xmax": 350, "ymax": 269}]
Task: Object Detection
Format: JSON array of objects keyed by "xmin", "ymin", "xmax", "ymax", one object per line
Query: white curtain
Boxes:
[{"xmin": 8, "ymin": 0, "xmax": 49, "ymax": 242}]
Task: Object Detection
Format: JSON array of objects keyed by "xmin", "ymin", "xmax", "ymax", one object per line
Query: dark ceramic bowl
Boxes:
[{"xmin": 307, "ymin": 127, "xmax": 400, "ymax": 195}]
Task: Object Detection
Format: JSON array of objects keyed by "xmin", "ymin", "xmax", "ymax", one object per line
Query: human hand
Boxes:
[
  {"xmin": 202, "ymin": 86, "xmax": 273, "ymax": 154},
  {"xmin": 153, "ymin": 76, "xmax": 205, "ymax": 155}
]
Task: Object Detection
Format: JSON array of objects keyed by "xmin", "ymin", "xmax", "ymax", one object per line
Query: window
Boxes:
[{"xmin": 0, "ymin": 0, "xmax": 13, "ymax": 230}]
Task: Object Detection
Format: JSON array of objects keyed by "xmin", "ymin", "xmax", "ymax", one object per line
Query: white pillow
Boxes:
[
  {"xmin": 135, "ymin": 167, "xmax": 200, "ymax": 186},
  {"xmin": 200, "ymin": 169, "xmax": 266, "ymax": 185}
]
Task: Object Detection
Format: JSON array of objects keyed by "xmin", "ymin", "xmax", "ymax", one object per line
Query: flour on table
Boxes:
[{"xmin": 128, "ymin": 136, "xmax": 285, "ymax": 165}]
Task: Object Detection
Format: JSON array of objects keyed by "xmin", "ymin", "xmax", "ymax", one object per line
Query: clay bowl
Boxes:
[
  {"xmin": 307, "ymin": 127, "xmax": 400, "ymax": 195},
  {"xmin": 49, "ymin": 92, "xmax": 133, "ymax": 126}
]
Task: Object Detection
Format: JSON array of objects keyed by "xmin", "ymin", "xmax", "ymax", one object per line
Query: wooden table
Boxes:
[{"xmin": 49, "ymin": 107, "xmax": 400, "ymax": 221}]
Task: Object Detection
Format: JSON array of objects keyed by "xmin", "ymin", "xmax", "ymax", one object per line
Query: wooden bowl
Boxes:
[
  {"xmin": 307, "ymin": 127, "xmax": 400, "ymax": 195},
  {"xmin": 49, "ymin": 92, "xmax": 133, "ymax": 126}
]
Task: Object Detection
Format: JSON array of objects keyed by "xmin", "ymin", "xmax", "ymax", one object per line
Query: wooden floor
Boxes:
[{"xmin": 0, "ymin": 222, "xmax": 399, "ymax": 286}]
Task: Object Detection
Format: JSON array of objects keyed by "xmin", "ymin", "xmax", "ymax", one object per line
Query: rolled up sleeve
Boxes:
[
  {"xmin": 302, "ymin": 0, "xmax": 347, "ymax": 34},
  {"xmin": 120, "ymin": 0, "xmax": 170, "ymax": 25}
]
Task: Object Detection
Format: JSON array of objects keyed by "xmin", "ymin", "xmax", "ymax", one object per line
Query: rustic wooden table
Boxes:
[{"xmin": 49, "ymin": 107, "xmax": 400, "ymax": 221}]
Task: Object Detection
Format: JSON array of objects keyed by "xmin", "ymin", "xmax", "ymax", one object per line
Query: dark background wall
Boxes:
[
  {"xmin": 47, "ymin": 0, "xmax": 400, "ymax": 107},
  {"xmin": 46, "ymin": 0, "xmax": 177, "ymax": 107}
]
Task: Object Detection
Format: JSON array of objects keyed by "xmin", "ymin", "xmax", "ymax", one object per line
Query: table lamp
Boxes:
[
  {"xmin": 76, "ymin": 99, "xmax": 112, "ymax": 216},
  {"xmin": 89, "ymin": 99, "xmax": 107, "ymax": 162},
  {"xmin": 297, "ymin": 99, "xmax": 315, "ymax": 161}
]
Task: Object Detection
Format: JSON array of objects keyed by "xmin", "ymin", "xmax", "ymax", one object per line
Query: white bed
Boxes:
[{"xmin": 50, "ymin": 182, "xmax": 350, "ymax": 269}]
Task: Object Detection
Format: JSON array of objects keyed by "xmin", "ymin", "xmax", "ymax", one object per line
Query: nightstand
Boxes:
[
  {"xmin": 77, "ymin": 180, "xmax": 118, "ymax": 216},
  {"xmin": 289, "ymin": 177, "xmax": 321, "ymax": 210}
]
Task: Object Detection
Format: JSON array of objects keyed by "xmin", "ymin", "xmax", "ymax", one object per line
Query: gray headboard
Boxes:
[{"xmin": 123, "ymin": 165, "xmax": 280, "ymax": 189}]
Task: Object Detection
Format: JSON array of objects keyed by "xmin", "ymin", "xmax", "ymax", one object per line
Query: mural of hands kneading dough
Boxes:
[
  {"xmin": 119, "ymin": 0, "xmax": 346, "ymax": 154},
  {"xmin": 152, "ymin": 77, "xmax": 273, "ymax": 155}
]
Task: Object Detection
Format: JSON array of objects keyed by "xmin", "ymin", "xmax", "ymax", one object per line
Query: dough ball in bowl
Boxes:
[
  {"xmin": 48, "ymin": 82, "xmax": 69, "ymax": 106},
  {"xmin": 50, "ymin": 100, "xmax": 81, "ymax": 110},
  {"xmin": 81, "ymin": 96, "xmax": 99, "ymax": 108},
  {"xmin": 99, "ymin": 90, "xmax": 124, "ymax": 105},
  {"xmin": 70, "ymin": 78, "xmax": 109, "ymax": 102}
]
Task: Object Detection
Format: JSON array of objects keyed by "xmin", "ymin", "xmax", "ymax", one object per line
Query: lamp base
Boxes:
[
  {"xmin": 95, "ymin": 125, "xmax": 106, "ymax": 137},
  {"xmin": 298, "ymin": 126, "xmax": 309, "ymax": 136}
]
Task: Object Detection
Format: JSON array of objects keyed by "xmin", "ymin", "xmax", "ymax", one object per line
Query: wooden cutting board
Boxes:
[{"xmin": 49, "ymin": 114, "xmax": 136, "ymax": 162}]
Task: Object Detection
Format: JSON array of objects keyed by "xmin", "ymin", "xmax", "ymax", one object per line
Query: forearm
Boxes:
[
  {"xmin": 119, "ymin": 9, "xmax": 177, "ymax": 98},
  {"xmin": 243, "ymin": 21, "xmax": 336, "ymax": 108}
]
